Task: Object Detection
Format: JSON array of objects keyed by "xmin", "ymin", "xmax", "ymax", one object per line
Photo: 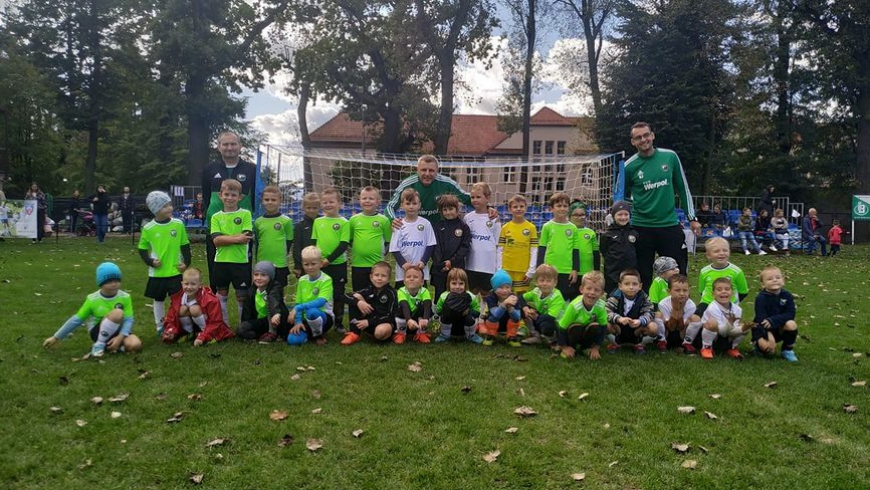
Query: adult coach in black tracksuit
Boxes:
[{"xmin": 202, "ymin": 131, "xmax": 257, "ymax": 289}]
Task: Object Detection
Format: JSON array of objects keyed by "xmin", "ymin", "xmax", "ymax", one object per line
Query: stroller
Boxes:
[{"xmin": 75, "ymin": 209, "xmax": 97, "ymax": 237}]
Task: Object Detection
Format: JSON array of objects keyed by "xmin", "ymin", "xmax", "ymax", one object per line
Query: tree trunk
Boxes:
[
  {"xmin": 186, "ymin": 72, "xmax": 209, "ymax": 187},
  {"xmin": 85, "ymin": 123, "xmax": 98, "ymax": 193},
  {"xmin": 773, "ymin": 14, "xmax": 792, "ymax": 155},
  {"xmin": 434, "ymin": 57, "xmax": 455, "ymax": 155},
  {"xmin": 581, "ymin": 2, "xmax": 603, "ymax": 116},
  {"xmin": 298, "ymin": 81, "xmax": 314, "ymax": 192},
  {"xmin": 380, "ymin": 105, "xmax": 403, "ymax": 154},
  {"xmin": 857, "ymin": 81, "xmax": 870, "ymax": 192},
  {"xmin": 522, "ymin": 0, "xmax": 536, "ymax": 162}
]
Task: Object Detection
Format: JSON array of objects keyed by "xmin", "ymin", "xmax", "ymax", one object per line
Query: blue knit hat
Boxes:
[
  {"xmin": 96, "ymin": 262, "xmax": 122, "ymax": 287},
  {"xmin": 490, "ymin": 269, "xmax": 512, "ymax": 290},
  {"xmin": 253, "ymin": 261, "xmax": 276, "ymax": 281}
]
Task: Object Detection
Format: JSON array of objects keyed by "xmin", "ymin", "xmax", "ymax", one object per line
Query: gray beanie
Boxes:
[
  {"xmin": 610, "ymin": 200, "xmax": 632, "ymax": 216},
  {"xmin": 146, "ymin": 191, "xmax": 172, "ymax": 215},
  {"xmin": 653, "ymin": 256, "xmax": 679, "ymax": 276},
  {"xmin": 253, "ymin": 261, "xmax": 276, "ymax": 281}
]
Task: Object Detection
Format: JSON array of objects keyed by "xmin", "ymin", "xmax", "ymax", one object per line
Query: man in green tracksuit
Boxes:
[
  {"xmin": 385, "ymin": 155, "xmax": 472, "ymax": 224},
  {"xmin": 623, "ymin": 122, "xmax": 701, "ymax": 291}
]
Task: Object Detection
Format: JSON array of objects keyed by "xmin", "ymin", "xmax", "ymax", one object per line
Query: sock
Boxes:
[
  {"xmin": 179, "ymin": 316, "xmax": 194, "ymax": 333},
  {"xmin": 684, "ymin": 321, "xmax": 702, "ymax": 343},
  {"xmin": 192, "ymin": 314, "xmax": 206, "ymax": 329},
  {"xmin": 96, "ymin": 318, "xmax": 121, "ymax": 347},
  {"xmin": 655, "ymin": 318, "xmax": 666, "ymax": 341},
  {"xmin": 605, "ymin": 333, "xmax": 616, "ymax": 344},
  {"xmin": 641, "ymin": 336, "xmax": 655, "ymax": 345},
  {"xmin": 237, "ymin": 304, "xmax": 244, "ymax": 324},
  {"xmin": 701, "ymin": 328, "xmax": 717, "ymax": 348},
  {"xmin": 396, "ymin": 318, "xmax": 407, "ymax": 335},
  {"xmin": 219, "ymin": 295, "xmax": 229, "ymax": 325},
  {"xmin": 731, "ymin": 333, "xmax": 746, "ymax": 349},
  {"xmin": 440, "ymin": 322, "xmax": 452, "ymax": 338},
  {"xmin": 308, "ymin": 316, "xmax": 324, "ymax": 337},
  {"xmin": 464, "ymin": 317, "xmax": 477, "ymax": 339},
  {"xmin": 782, "ymin": 329, "xmax": 798, "ymax": 351},
  {"xmin": 153, "ymin": 300, "xmax": 165, "ymax": 331}
]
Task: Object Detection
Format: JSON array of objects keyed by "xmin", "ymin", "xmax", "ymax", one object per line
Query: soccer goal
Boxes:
[{"xmin": 257, "ymin": 145, "xmax": 621, "ymax": 231}]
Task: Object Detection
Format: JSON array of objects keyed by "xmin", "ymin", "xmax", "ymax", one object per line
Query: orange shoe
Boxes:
[
  {"xmin": 413, "ymin": 332, "xmax": 430, "ymax": 344},
  {"xmin": 725, "ymin": 348, "xmax": 744, "ymax": 360},
  {"xmin": 701, "ymin": 347, "xmax": 714, "ymax": 360},
  {"xmin": 340, "ymin": 332, "xmax": 360, "ymax": 346},
  {"xmin": 393, "ymin": 332, "xmax": 406, "ymax": 345}
]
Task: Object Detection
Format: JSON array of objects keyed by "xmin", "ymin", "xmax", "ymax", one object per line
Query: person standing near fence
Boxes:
[
  {"xmin": 622, "ymin": 122, "xmax": 701, "ymax": 291},
  {"xmin": 25, "ymin": 182, "xmax": 47, "ymax": 243},
  {"xmin": 120, "ymin": 186, "xmax": 135, "ymax": 234},
  {"xmin": 201, "ymin": 131, "xmax": 257, "ymax": 289},
  {"xmin": 90, "ymin": 185, "xmax": 111, "ymax": 244},
  {"xmin": 68, "ymin": 190, "xmax": 83, "ymax": 235}
]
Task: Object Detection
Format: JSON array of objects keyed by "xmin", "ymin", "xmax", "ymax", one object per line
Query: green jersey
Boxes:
[
  {"xmin": 255, "ymin": 288, "xmax": 269, "ymax": 319},
  {"xmin": 296, "ymin": 272, "xmax": 334, "ymax": 317},
  {"xmin": 575, "ymin": 226, "xmax": 599, "ymax": 274},
  {"xmin": 312, "ymin": 216, "xmax": 350, "ymax": 265},
  {"xmin": 539, "ymin": 220, "xmax": 579, "ymax": 274},
  {"xmin": 558, "ymin": 297, "xmax": 607, "ymax": 330},
  {"xmin": 211, "ymin": 209, "xmax": 253, "ymax": 263},
  {"xmin": 385, "ymin": 174, "xmax": 472, "ymax": 223},
  {"xmin": 648, "ymin": 277, "xmax": 669, "ymax": 304},
  {"xmin": 349, "ymin": 213, "xmax": 392, "ymax": 267},
  {"xmin": 435, "ymin": 291, "xmax": 480, "ymax": 315},
  {"xmin": 75, "ymin": 290, "xmax": 134, "ymax": 322},
  {"xmin": 138, "ymin": 218, "xmax": 190, "ymax": 278},
  {"xmin": 523, "ymin": 287, "xmax": 566, "ymax": 319},
  {"xmin": 698, "ymin": 262, "xmax": 748, "ymax": 304},
  {"xmin": 254, "ymin": 214, "xmax": 293, "ymax": 267},
  {"xmin": 623, "ymin": 148, "xmax": 696, "ymax": 227},
  {"xmin": 397, "ymin": 287, "xmax": 432, "ymax": 316}
]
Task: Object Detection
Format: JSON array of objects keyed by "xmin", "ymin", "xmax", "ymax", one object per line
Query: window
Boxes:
[
  {"xmin": 557, "ymin": 141, "xmax": 566, "ymax": 155},
  {"xmin": 545, "ymin": 141, "xmax": 554, "ymax": 155},
  {"xmin": 544, "ymin": 176, "xmax": 554, "ymax": 192},
  {"xmin": 503, "ymin": 166, "xmax": 518, "ymax": 183},
  {"xmin": 556, "ymin": 178, "xmax": 566, "ymax": 191},
  {"xmin": 556, "ymin": 164, "xmax": 565, "ymax": 174},
  {"xmin": 581, "ymin": 166, "xmax": 593, "ymax": 185},
  {"xmin": 466, "ymin": 167, "xmax": 482, "ymax": 185},
  {"xmin": 531, "ymin": 176, "xmax": 542, "ymax": 192},
  {"xmin": 532, "ymin": 141, "xmax": 542, "ymax": 155}
]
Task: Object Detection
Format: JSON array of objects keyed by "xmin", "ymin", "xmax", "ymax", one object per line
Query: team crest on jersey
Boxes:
[
  {"xmin": 332, "ymin": 223, "xmax": 340, "ymax": 231},
  {"xmin": 114, "ymin": 302, "xmax": 123, "ymax": 309},
  {"xmin": 312, "ymin": 287, "xmax": 319, "ymax": 295},
  {"xmin": 379, "ymin": 295, "xmax": 388, "ymax": 303},
  {"xmin": 274, "ymin": 223, "xmax": 282, "ymax": 230},
  {"xmin": 454, "ymin": 228, "xmax": 463, "ymax": 237},
  {"xmin": 170, "ymin": 229, "xmax": 177, "ymax": 237},
  {"xmin": 417, "ymin": 224, "xmax": 424, "ymax": 231},
  {"xmin": 486, "ymin": 220, "xmax": 493, "ymax": 228},
  {"xmin": 780, "ymin": 298, "xmax": 787, "ymax": 306},
  {"xmin": 637, "ymin": 170, "xmax": 644, "ymax": 179},
  {"xmin": 233, "ymin": 217, "xmax": 242, "ymax": 225},
  {"xmin": 661, "ymin": 164, "xmax": 669, "ymax": 172},
  {"xmin": 238, "ymin": 174, "xmax": 247, "ymax": 182},
  {"xmin": 522, "ymin": 229, "xmax": 530, "ymax": 236},
  {"xmin": 628, "ymin": 235, "xmax": 636, "ymax": 243},
  {"xmin": 565, "ymin": 229, "xmax": 573, "ymax": 237},
  {"xmin": 584, "ymin": 233, "xmax": 591, "ymax": 240},
  {"xmin": 373, "ymin": 221, "xmax": 380, "ymax": 227}
]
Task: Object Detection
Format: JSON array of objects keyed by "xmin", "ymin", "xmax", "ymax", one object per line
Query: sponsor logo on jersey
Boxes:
[
  {"xmin": 628, "ymin": 235, "xmax": 636, "ymax": 243},
  {"xmin": 240, "ymin": 282, "xmax": 247, "ymax": 288},
  {"xmin": 233, "ymin": 217, "xmax": 242, "ymax": 225},
  {"xmin": 213, "ymin": 173, "xmax": 222, "ymax": 178},
  {"xmin": 332, "ymin": 223, "xmax": 340, "ymax": 231},
  {"xmin": 238, "ymin": 174, "xmax": 247, "ymax": 182},
  {"xmin": 471, "ymin": 233, "xmax": 492, "ymax": 242},
  {"xmin": 522, "ymin": 229, "xmax": 530, "ymax": 236},
  {"xmin": 417, "ymin": 224, "xmax": 424, "ymax": 231},
  {"xmin": 454, "ymin": 228, "xmax": 463, "ymax": 237},
  {"xmin": 401, "ymin": 240, "xmax": 425, "ymax": 247},
  {"xmin": 643, "ymin": 179, "xmax": 669, "ymax": 191},
  {"xmin": 274, "ymin": 223, "xmax": 282, "ymax": 230},
  {"xmin": 170, "ymin": 229, "xmax": 177, "ymax": 237}
]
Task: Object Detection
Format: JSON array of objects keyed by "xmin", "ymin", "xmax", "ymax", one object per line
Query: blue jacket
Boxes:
[{"xmin": 753, "ymin": 289, "xmax": 796, "ymax": 327}]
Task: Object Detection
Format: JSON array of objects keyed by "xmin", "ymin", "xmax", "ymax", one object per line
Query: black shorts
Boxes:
[
  {"xmin": 275, "ymin": 266, "xmax": 290, "ymax": 288},
  {"xmin": 466, "ymin": 270, "xmax": 493, "ymax": 293},
  {"xmin": 351, "ymin": 266, "xmax": 373, "ymax": 292},
  {"xmin": 213, "ymin": 262, "xmax": 252, "ymax": 291},
  {"xmin": 144, "ymin": 275, "xmax": 182, "ymax": 301},
  {"xmin": 564, "ymin": 323, "xmax": 602, "ymax": 350}
]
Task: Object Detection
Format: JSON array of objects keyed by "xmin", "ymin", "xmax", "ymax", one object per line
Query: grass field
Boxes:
[{"xmin": 1, "ymin": 237, "xmax": 869, "ymax": 489}]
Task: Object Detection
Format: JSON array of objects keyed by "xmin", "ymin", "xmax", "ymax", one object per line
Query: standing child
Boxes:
[
  {"xmin": 556, "ymin": 271, "xmax": 608, "ymax": 360},
  {"xmin": 599, "ymin": 201, "xmax": 639, "ymax": 295},
  {"xmin": 210, "ymin": 179, "xmax": 253, "ymax": 325},
  {"xmin": 396, "ymin": 267, "xmax": 434, "ymax": 344},
  {"xmin": 521, "ymin": 264, "xmax": 566, "ymax": 346},
  {"xmin": 162, "ymin": 268, "xmax": 234, "ymax": 346},
  {"xmin": 139, "ymin": 191, "xmax": 191, "ymax": 336},
  {"xmin": 389, "ymin": 188, "xmax": 437, "ymax": 288},
  {"xmin": 481, "ymin": 270, "xmax": 524, "ymax": 347},
  {"xmin": 537, "ymin": 192, "xmax": 580, "ymax": 302},
  {"xmin": 43, "ymin": 262, "xmax": 142, "ymax": 357},
  {"xmin": 738, "ymin": 207, "xmax": 766, "ymax": 255},
  {"xmin": 464, "ymin": 182, "xmax": 501, "ymax": 300},
  {"xmin": 287, "ymin": 246, "xmax": 334, "ymax": 345},
  {"xmin": 312, "ymin": 188, "xmax": 350, "ymax": 333},
  {"xmin": 497, "ymin": 194, "xmax": 538, "ymax": 295},
  {"xmin": 605, "ymin": 269, "xmax": 656, "ymax": 354},
  {"xmin": 569, "ymin": 202, "xmax": 601, "ymax": 290},
  {"xmin": 698, "ymin": 277, "xmax": 751, "ymax": 360},
  {"xmin": 253, "ymin": 186, "xmax": 293, "ymax": 296},
  {"xmin": 654, "ymin": 274, "xmax": 700, "ymax": 351},
  {"xmin": 293, "ymin": 192, "xmax": 321, "ymax": 278},
  {"xmin": 342, "ymin": 261, "xmax": 400, "ymax": 345},
  {"xmin": 753, "ymin": 266, "xmax": 799, "ymax": 361},
  {"xmin": 237, "ymin": 261, "xmax": 290, "ymax": 343},
  {"xmin": 349, "ymin": 186, "xmax": 392, "ymax": 291},
  {"xmin": 828, "ymin": 219, "xmax": 843, "ymax": 256},
  {"xmin": 770, "ymin": 208, "xmax": 790, "ymax": 255},
  {"xmin": 432, "ymin": 194, "xmax": 470, "ymax": 300},
  {"xmin": 434, "ymin": 268, "xmax": 483, "ymax": 344}
]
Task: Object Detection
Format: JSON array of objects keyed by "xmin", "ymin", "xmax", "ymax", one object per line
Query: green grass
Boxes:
[{"xmin": 2, "ymin": 237, "xmax": 870, "ymax": 489}]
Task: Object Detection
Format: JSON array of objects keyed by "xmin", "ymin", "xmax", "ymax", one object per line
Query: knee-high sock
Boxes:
[
  {"xmin": 306, "ymin": 309, "xmax": 325, "ymax": 336},
  {"xmin": 440, "ymin": 321, "xmax": 453, "ymax": 338},
  {"xmin": 153, "ymin": 300, "xmax": 165, "ymax": 329},
  {"xmin": 782, "ymin": 329, "xmax": 798, "ymax": 351},
  {"xmin": 684, "ymin": 321, "xmax": 703, "ymax": 343},
  {"xmin": 179, "ymin": 316, "xmax": 194, "ymax": 333},
  {"xmin": 464, "ymin": 316, "xmax": 477, "ymax": 339},
  {"xmin": 655, "ymin": 318, "xmax": 666, "ymax": 341},
  {"xmin": 192, "ymin": 314, "xmax": 206, "ymax": 329},
  {"xmin": 96, "ymin": 319, "xmax": 121, "ymax": 347},
  {"xmin": 237, "ymin": 304, "xmax": 244, "ymax": 324},
  {"xmin": 730, "ymin": 333, "xmax": 746, "ymax": 349},
  {"xmin": 701, "ymin": 328, "xmax": 717, "ymax": 348},
  {"xmin": 219, "ymin": 295, "xmax": 229, "ymax": 325},
  {"xmin": 605, "ymin": 333, "xmax": 616, "ymax": 344},
  {"xmin": 396, "ymin": 318, "xmax": 408, "ymax": 335}
]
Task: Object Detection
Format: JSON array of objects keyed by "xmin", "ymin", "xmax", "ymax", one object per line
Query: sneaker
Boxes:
[
  {"xmin": 701, "ymin": 347, "xmax": 714, "ymax": 359},
  {"xmin": 482, "ymin": 335, "xmax": 494, "ymax": 346},
  {"xmin": 341, "ymin": 332, "xmax": 361, "ymax": 346},
  {"xmin": 758, "ymin": 250, "xmax": 767, "ymax": 255},
  {"xmin": 518, "ymin": 325, "xmax": 530, "ymax": 338},
  {"xmin": 508, "ymin": 337, "xmax": 521, "ymax": 348},
  {"xmin": 634, "ymin": 344, "xmax": 646, "ymax": 355},
  {"xmin": 657, "ymin": 340, "xmax": 668, "ymax": 352},
  {"xmin": 393, "ymin": 332, "xmax": 406, "ymax": 345},
  {"xmin": 258, "ymin": 332, "xmax": 278, "ymax": 344},
  {"xmin": 413, "ymin": 332, "xmax": 430, "ymax": 344},
  {"xmin": 770, "ymin": 245, "xmax": 778, "ymax": 252},
  {"xmin": 745, "ymin": 250, "xmax": 751, "ymax": 255},
  {"xmin": 607, "ymin": 344, "xmax": 620, "ymax": 354},
  {"xmin": 315, "ymin": 337, "xmax": 327, "ymax": 346},
  {"xmin": 682, "ymin": 342, "xmax": 697, "ymax": 354},
  {"xmin": 287, "ymin": 331, "xmax": 308, "ymax": 346},
  {"xmin": 521, "ymin": 335, "xmax": 542, "ymax": 345},
  {"xmin": 90, "ymin": 342, "xmax": 106, "ymax": 357},
  {"xmin": 156, "ymin": 325, "xmax": 164, "ymax": 337},
  {"xmin": 335, "ymin": 326, "xmax": 347, "ymax": 335},
  {"xmin": 781, "ymin": 350, "xmax": 798, "ymax": 362},
  {"xmin": 725, "ymin": 348, "xmax": 744, "ymax": 359},
  {"xmin": 468, "ymin": 334, "xmax": 484, "ymax": 344},
  {"xmin": 435, "ymin": 334, "xmax": 451, "ymax": 343}
]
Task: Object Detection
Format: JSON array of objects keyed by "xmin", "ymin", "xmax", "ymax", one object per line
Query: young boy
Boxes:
[
  {"xmin": 521, "ymin": 264, "xmax": 566, "ymax": 346},
  {"xmin": 683, "ymin": 237, "xmax": 749, "ymax": 350},
  {"xmin": 605, "ymin": 269, "xmax": 655, "ymax": 354},
  {"xmin": 570, "ymin": 203, "xmax": 600, "ymax": 290},
  {"xmin": 253, "ymin": 186, "xmax": 293, "ymax": 295},
  {"xmin": 481, "ymin": 270, "xmax": 524, "ymax": 347},
  {"xmin": 288, "ymin": 246, "xmax": 334, "ymax": 346},
  {"xmin": 699, "ymin": 277, "xmax": 751, "ymax": 359},
  {"xmin": 556, "ymin": 271, "xmax": 608, "ymax": 360},
  {"xmin": 43, "ymin": 262, "xmax": 142, "ymax": 357},
  {"xmin": 654, "ymin": 274, "xmax": 700, "ymax": 351},
  {"xmin": 210, "ymin": 179, "xmax": 253, "ymax": 325},
  {"xmin": 396, "ymin": 266, "xmax": 433, "ymax": 344},
  {"xmin": 162, "ymin": 268, "xmax": 234, "ymax": 346},
  {"xmin": 464, "ymin": 182, "xmax": 501, "ymax": 297},
  {"xmin": 435, "ymin": 268, "xmax": 483, "ymax": 344},
  {"xmin": 537, "ymin": 192, "xmax": 580, "ymax": 302},
  {"xmin": 753, "ymin": 266, "xmax": 798, "ymax": 362},
  {"xmin": 342, "ymin": 261, "xmax": 399, "ymax": 345},
  {"xmin": 389, "ymin": 188, "xmax": 437, "ymax": 288},
  {"xmin": 139, "ymin": 191, "xmax": 191, "ymax": 336},
  {"xmin": 432, "ymin": 194, "xmax": 471, "ymax": 300},
  {"xmin": 498, "ymin": 194, "xmax": 538, "ymax": 296},
  {"xmin": 648, "ymin": 256, "xmax": 679, "ymax": 306},
  {"xmin": 599, "ymin": 201, "xmax": 639, "ymax": 295},
  {"xmin": 293, "ymin": 192, "xmax": 320, "ymax": 278},
  {"xmin": 828, "ymin": 219, "xmax": 843, "ymax": 256},
  {"xmin": 348, "ymin": 186, "xmax": 392, "ymax": 291},
  {"xmin": 237, "ymin": 261, "xmax": 290, "ymax": 343},
  {"xmin": 311, "ymin": 188, "xmax": 350, "ymax": 333}
]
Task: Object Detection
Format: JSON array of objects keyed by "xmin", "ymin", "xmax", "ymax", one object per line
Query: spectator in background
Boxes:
[
  {"xmin": 120, "ymin": 186, "xmax": 135, "ymax": 234},
  {"xmin": 758, "ymin": 185, "xmax": 775, "ymax": 216},
  {"xmin": 193, "ymin": 193, "xmax": 204, "ymax": 220},
  {"xmin": 754, "ymin": 208, "xmax": 773, "ymax": 248},
  {"xmin": 25, "ymin": 182, "xmax": 46, "ymax": 243},
  {"xmin": 801, "ymin": 208, "xmax": 827, "ymax": 256},
  {"xmin": 711, "ymin": 203, "xmax": 727, "ymax": 229},
  {"xmin": 0, "ymin": 181, "xmax": 6, "ymax": 242},
  {"xmin": 90, "ymin": 184, "xmax": 111, "ymax": 244},
  {"xmin": 696, "ymin": 202, "xmax": 714, "ymax": 228},
  {"xmin": 69, "ymin": 190, "xmax": 83, "ymax": 235}
]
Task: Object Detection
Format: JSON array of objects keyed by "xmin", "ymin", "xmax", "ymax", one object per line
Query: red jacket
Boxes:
[
  {"xmin": 162, "ymin": 286, "xmax": 235, "ymax": 343},
  {"xmin": 828, "ymin": 225, "xmax": 843, "ymax": 245}
]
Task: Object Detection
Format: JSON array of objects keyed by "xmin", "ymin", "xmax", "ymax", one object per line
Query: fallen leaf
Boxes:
[
  {"xmin": 461, "ymin": 385, "xmax": 472, "ymax": 394},
  {"xmin": 137, "ymin": 371, "xmax": 150, "ymax": 380},
  {"xmin": 515, "ymin": 376, "xmax": 526, "ymax": 381},
  {"xmin": 380, "ymin": 355, "xmax": 389, "ymax": 362},
  {"xmin": 205, "ymin": 438, "xmax": 226, "ymax": 447},
  {"xmin": 110, "ymin": 411, "xmax": 122, "ymax": 419},
  {"xmin": 166, "ymin": 412, "xmax": 184, "ymax": 423},
  {"xmin": 296, "ymin": 366, "xmax": 307, "ymax": 372},
  {"xmin": 681, "ymin": 460, "xmax": 698, "ymax": 469},
  {"xmin": 698, "ymin": 446, "xmax": 709, "ymax": 453},
  {"xmin": 50, "ymin": 406, "xmax": 63, "ymax": 414},
  {"xmin": 603, "ymin": 423, "xmax": 610, "ymax": 429},
  {"xmin": 187, "ymin": 394, "xmax": 203, "ymax": 401},
  {"xmin": 155, "ymin": 393, "xmax": 168, "ymax": 401},
  {"xmin": 312, "ymin": 408, "xmax": 322, "ymax": 414},
  {"xmin": 519, "ymin": 388, "xmax": 526, "ymax": 397},
  {"xmin": 278, "ymin": 434, "xmax": 294, "ymax": 447},
  {"xmin": 306, "ymin": 439, "xmax": 323, "ymax": 451},
  {"xmin": 189, "ymin": 472, "xmax": 204, "ymax": 485},
  {"xmin": 571, "ymin": 473, "xmax": 586, "ymax": 481},
  {"xmin": 77, "ymin": 458, "xmax": 92, "ymax": 469},
  {"xmin": 76, "ymin": 419, "xmax": 87, "ymax": 427},
  {"xmin": 505, "ymin": 427, "xmax": 519, "ymax": 434},
  {"xmin": 577, "ymin": 392, "xmax": 589, "ymax": 401},
  {"xmin": 799, "ymin": 434, "xmax": 815, "ymax": 442},
  {"xmin": 408, "ymin": 362, "xmax": 423, "ymax": 372},
  {"xmin": 59, "ymin": 376, "xmax": 70, "ymax": 386},
  {"xmin": 199, "ymin": 381, "xmax": 209, "ymax": 388},
  {"xmin": 214, "ymin": 453, "xmax": 224, "ymax": 461},
  {"xmin": 844, "ymin": 404, "xmax": 858, "ymax": 414},
  {"xmin": 270, "ymin": 410, "xmax": 289, "ymax": 421},
  {"xmin": 764, "ymin": 381, "xmax": 778, "ymax": 389},
  {"xmin": 709, "ymin": 393, "xmax": 722, "ymax": 399},
  {"xmin": 853, "ymin": 353, "xmax": 862, "ymax": 358},
  {"xmin": 677, "ymin": 406, "xmax": 696, "ymax": 414},
  {"xmin": 170, "ymin": 352, "xmax": 183, "ymax": 359},
  {"xmin": 352, "ymin": 429, "xmax": 364, "ymax": 438},
  {"xmin": 608, "ymin": 461, "xmax": 619, "ymax": 467},
  {"xmin": 306, "ymin": 366, "xmax": 316, "ymax": 371},
  {"xmin": 559, "ymin": 390, "xmax": 567, "ymax": 398},
  {"xmin": 108, "ymin": 393, "xmax": 129, "ymax": 403},
  {"xmin": 90, "ymin": 396, "xmax": 105, "ymax": 406},
  {"xmin": 290, "ymin": 374, "xmax": 301, "ymax": 381},
  {"xmin": 671, "ymin": 443, "xmax": 690, "ymax": 453},
  {"xmin": 312, "ymin": 390, "xmax": 322, "ymax": 399},
  {"xmin": 705, "ymin": 411, "xmax": 718, "ymax": 420},
  {"xmin": 483, "ymin": 450, "xmax": 501, "ymax": 463},
  {"xmin": 851, "ymin": 381, "xmax": 866, "ymax": 387},
  {"xmin": 34, "ymin": 292, "xmax": 42, "ymax": 296},
  {"xmin": 514, "ymin": 406, "xmax": 537, "ymax": 417}
]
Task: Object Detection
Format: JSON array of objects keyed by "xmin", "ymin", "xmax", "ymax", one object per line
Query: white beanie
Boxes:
[{"xmin": 146, "ymin": 191, "xmax": 172, "ymax": 215}]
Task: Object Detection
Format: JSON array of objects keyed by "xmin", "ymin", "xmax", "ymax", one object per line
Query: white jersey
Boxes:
[
  {"xmin": 0, "ymin": 205, "xmax": 7, "ymax": 220},
  {"xmin": 701, "ymin": 301, "xmax": 743, "ymax": 337},
  {"xmin": 389, "ymin": 216, "xmax": 437, "ymax": 281},
  {"xmin": 464, "ymin": 211, "xmax": 501, "ymax": 273},
  {"xmin": 658, "ymin": 296, "xmax": 696, "ymax": 322}
]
